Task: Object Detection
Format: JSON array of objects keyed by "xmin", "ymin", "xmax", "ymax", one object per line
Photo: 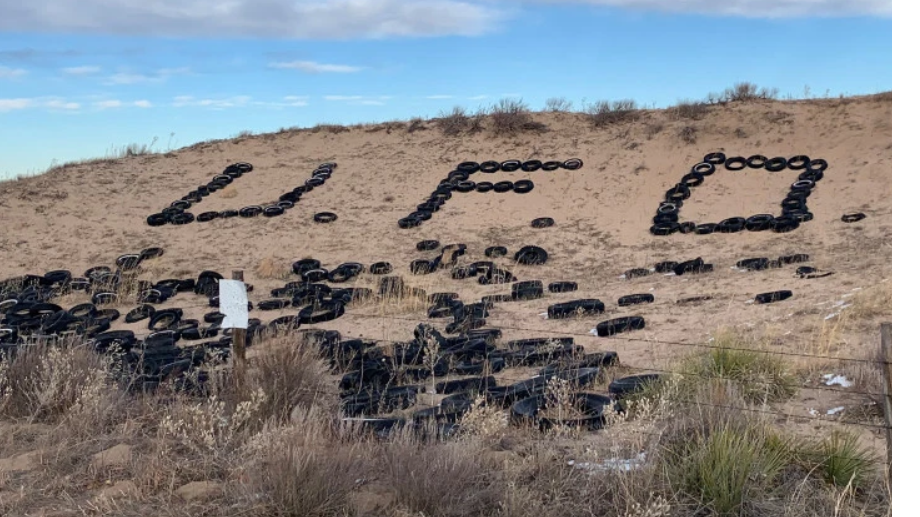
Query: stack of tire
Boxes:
[
  {"xmin": 398, "ymin": 158, "xmax": 583, "ymax": 229},
  {"xmin": 650, "ymin": 153, "xmax": 827, "ymax": 236}
]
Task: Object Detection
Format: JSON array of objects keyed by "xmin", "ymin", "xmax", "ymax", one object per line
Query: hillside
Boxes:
[{"xmin": 0, "ymin": 93, "xmax": 893, "ymax": 516}]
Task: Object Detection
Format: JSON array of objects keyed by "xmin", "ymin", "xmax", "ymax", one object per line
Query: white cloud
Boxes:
[
  {"xmin": 133, "ymin": 100, "xmax": 152, "ymax": 108},
  {"xmin": 519, "ymin": 0, "xmax": 890, "ymax": 17},
  {"xmin": 94, "ymin": 100, "xmax": 122, "ymax": 108},
  {"xmin": 324, "ymin": 95, "xmax": 364, "ymax": 101},
  {"xmin": 426, "ymin": 95, "xmax": 454, "ymax": 99},
  {"xmin": 172, "ymin": 95, "xmax": 251, "ymax": 108},
  {"xmin": 103, "ymin": 67, "xmax": 189, "ymax": 85},
  {"xmin": 283, "ymin": 95, "xmax": 309, "ymax": 101},
  {"xmin": 0, "ymin": 98, "xmax": 34, "ymax": 111},
  {"xmin": 358, "ymin": 100, "xmax": 384, "ymax": 106},
  {"xmin": 269, "ymin": 60, "xmax": 361, "ymax": 73},
  {"xmin": 323, "ymin": 94, "xmax": 389, "ymax": 106},
  {"xmin": 44, "ymin": 99, "xmax": 80, "ymax": 110},
  {"xmin": 0, "ymin": 0, "xmax": 503, "ymax": 38},
  {"xmin": 0, "ymin": 66, "xmax": 27, "ymax": 78},
  {"xmin": 468, "ymin": 95, "xmax": 489, "ymax": 100},
  {"xmin": 62, "ymin": 65, "xmax": 100, "ymax": 75}
]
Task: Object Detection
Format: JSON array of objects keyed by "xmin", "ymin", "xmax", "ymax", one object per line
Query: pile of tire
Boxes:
[
  {"xmin": 650, "ymin": 153, "xmax": 827, "ymax": 236},
  {"xmin": 398, "ymin": 158, "xmax": 583, "ymax": 229},
  {"xmin": 146, "ymin": 162, "xmax": 337, "ymax": 226}
]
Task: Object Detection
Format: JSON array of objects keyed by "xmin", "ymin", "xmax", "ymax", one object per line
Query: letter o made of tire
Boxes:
[
  {"xmin": 493, "ymin": 181, "xmax": 514, "ymax": 193},
  {"xmin": 562, "ymin": 158, "xmax": 583, "ymax": 170},
  {"xmin": 501, "ymin": 160, "xmax": 522, "ymax": 172},
  {"xmin": 746, "ymin": 155, "xmax": 767, "ymax": 168},
  {"xmin": 480, "ymin": 161, "xmax": 501, "ymax": 173},
  {"xmin": 787, "ymin": 155, "xmax": 810, "ymax": 170},
  {"xmin": 765, "ymin": 157, "xmax": 787, "ymax": 172},
  {"xmin": 717, "ymin": 217, "xmax": 746, "ymax": 233}
]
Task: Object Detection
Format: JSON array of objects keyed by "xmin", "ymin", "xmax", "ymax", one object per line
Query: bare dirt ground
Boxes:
[{"xmin": 0, "ymin": 93, "xmax": 892, "ymax": 515}]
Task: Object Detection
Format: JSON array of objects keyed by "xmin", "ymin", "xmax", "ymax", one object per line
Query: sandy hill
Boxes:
[{"xmin": 0, "ymin": 93, "xmax": 892, "ymax": 425}]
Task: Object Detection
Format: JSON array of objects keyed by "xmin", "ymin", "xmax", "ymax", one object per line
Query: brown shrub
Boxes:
[
  {"xmin": 668, "ymin": 100, "xmax": 711, "ymax": 121},
  {"xmin": 490, "ymin": 98, "xmax": 547, "ymax": 135},
  {"xmin": 587, "ymin": 99, "xmax": 639, "ymax": 126},
  {"xmin": 255, "ymin": 256, "xmax": 291, "ymax": 280},
  {"xmin": 436, "ymin": 106, "xmax": 473, "ymax": 136}
]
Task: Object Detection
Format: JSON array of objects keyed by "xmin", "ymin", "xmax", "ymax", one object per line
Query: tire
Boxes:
[
  {"xmin": 476, "ymin": 181, "xmax": 494, "ymax": 192},
  {"xmin": 754, "ymin": 290, "xmax": 792, "ymax": 304},
  {"xmin": 292, "ymin": 259, "xmax": 322, "ymax": 276},
  {"xmin": 736, "ymin": 257, "xmax": 770, "ymax": 270},
  {"xmin": 717, "ymin": 217, "xmax": 746, "ymax": 233},
  {"xmin": 791, "ymin": 179, "xmax": 815, "ymax": 192},
  {"xmin": 673, "ymin": 258, "xmax": 705, "ymax": 276},
  {"xmin": 841, "ymin": 212, "xmax": 866, "ymax": 223},
  {"xmin": 521, "ymin": 160, "xmax": 542, "ymax": 172},
  {"xmin": 125, "ymin": 304, "xmax": 155, "ymax": 323},
  {"xmin": 679, "ymin": 221, "xmax": 696, "ymax": 234},
  {"xmin": 92, "ymin": 292, "xmax": 118, "ymax": 305},
  {"xmin": 457, "ymin": 161, "xmax": 480, "ymax": 173},
  {"xmin": 369, "ymin": 262, "xmax": 393, "ymax": 275},
  {"xmin": 435, "ymin": 376, "xmax": 496, "ymax": 395},
  {"xmin": 146, "ymin": 214, "xmax": 168, "ymax": 226},
  {"xmin": 257, "ymin": 299, "xmax": 290, "ymax": 311},
  {"xmin": 298, "ymin": 300, "xmax": 346, "ymax": 325},
  {"xmin": 807, "ymin": 158, "xmax": 828, "ymax": 172},
  {"xmin": 548, "ymin": 281, "xmax": 578, "ymax": 293},
  {"xmin": 596, "ymin": 316, "xmax": 645, "ymax": 337},
  {"xmin": 744, "ymin": 214, "xmax": 774, "ymax": 232},
  {"xmin": 608, "ymin": 374, "xmax": 661, "ymax": 397},
  {"xmin": 218, "ymin": 209, "xmax": 239, "ymax": 219},
  {"xmin": 787, "ymin": 155, "xmax": 810, "ymax": 170},
  {"xmin": 513, "ymin": 179, "xmax": 534, "ymax": 193},
  {"xmin": 455, "ymin": 181, "xmax": 476, "ymax": 193},
  {"xmin": 480, "ymin": 161, "xmax": 501, "ymax": 173},
  {"xmin": 771, "ymin": 216, "xmax": 800, "ymax": 233},
  {"xmin": 302, "ymin": 269, "xmax": 329, "ymax": 283},
  {"xmin": 148, "ymin": 310, "xmax": 181, "ymax": 331},
  {"xmin": 513, "ymin": 246, "xmax": 548, "ymax": 265},
  {"xmin": 511, "ymin": 280, "xmax": 544, "ymax": 301},
  {"xmin": 746, "ymin": 155, "xmax": 767, "ymax": 168},
  {"xmin": 765, "ymin": 157, "xmax": 787, "ymax": 172},
  {"xmin": 692, "ymin": 162, "xmax": 716, "ymax": 176},
  {"xmin": 623, "ymin": 268, "xmax": 651, "ymax": 279},
  {"xmin": 704, "ymin": 152, "xmax": 726, "ymax": 165},
  {"xmin": 531, "ymin": 217, "xmax": 555, "ymax": 229},
  {"xmin": 654, "ymin": 261, "xmax": 679, "ymax": 273},
  {"xmin": 665, "ymin": 184, "xmax": 691, "ymax": 202},
  {"xmin": 562, "ymin": 158, "xmax": 583, "ymax": 170},
  {"xmin": 658, "ymin": 202, "xmax": 680, "ymax": 215},
  {"xmin": 618, "ymin": 294, "xmax": 654, "ymax": 307},
  {"xmin": 694, "ymin": 223, "xmax": 717, "ymax": 235},
  {"xmin": 650, "ymin": 222, "xmax": 679, "ymax": 236},
  {"xmin": 485, "ymin": 246, "xmax": 508, "ymax": 258},
  {"xmin": 68, "ymin": 303, "xmax": 97, "ymax": 319},
  {"xmin": 501, "ymin": 160, "xmax": 522, "ymax": 172},
  {"xmin": 541, "ymin": 161, "xmax": 562, "ymax": 171},
  {"xmin": 139, "ymin": 247, "xmax": 164, "ymax": 260},
  {"xmin": 681, "ymin": 172, "xmax": 704, "ymax": 187},
  {"xmin": 779, "ymin": 253, "xmax": 809, "ymax": 264},
  {"xmin": 799, "ymin": 169, "xmax": 824, "ymax": 182},
  {"xmin": 263, "ymin": 206, "xmax": 285, "ymax": 217},
  {"xmin": 116, "ymin": 254, "xmax": 142, "ymax": 270},
  {"xmin": 448, "ymin": 170, "xmax": 470, "ymax": 182},
  {"xmin": 410, "ymin": 259, "xmax": 436, "ymax": 275},
  {"xmin": 398, "ymin": 216, "xmax": 422, "ymax": 229},
  {"xmin": 493, "ymin": 181, "xmax": 514, "ymax": 193},
  {"xmin": 277, "ymin": 201, "xmax": 295, "ymax": 210},
  {"xmin": 314, "ymin": 212, "xmax": 337, "ymax": 223},
  {"xmin": 724, "ymin": 157, "xmax": 747, "ymax": 171},
  {"xmin": 511, "ymin": 392, "xmax": 611, "ymax": 431},
  {"xmin": 203, "ymin": 311, "xmax": 225, "ymax": 324},
  {"xmin": 416, "ymin": 240, "xmax": 441, "ymax": 252}
]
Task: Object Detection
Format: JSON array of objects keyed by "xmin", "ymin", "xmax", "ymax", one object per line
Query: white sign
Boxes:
[{"xmin": 219, "ymin": 279, "xmax": 249, "ymax": 329}]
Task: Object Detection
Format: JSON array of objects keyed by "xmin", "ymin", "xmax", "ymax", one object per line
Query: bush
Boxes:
[
  {"xmin": 587, "ymin": 99, "xmax": 639, "ymax": 126},
  {"xmin": 490, "ymin": 98, "xmax": 547, "ymax": 135},
  {"xmin": 808, "ymin": 430, "xmax": 876, "ymax": 488},
  {"xmin": 677, "ymin": 125, "xmax": 698, "ymax": 144},
  {"xmin": 708, "ymin": 82, "xmax": 779, "ymax": 104},
  {"xmin": 437, "ymin": 106, "xmax": 472, "ymax": 136},
  {"xmin": 544, "ymin": 97, "xmax": 573, "ymax": 112},
  {"xmin": 668, "ymin": 100, "xmax": 710, "ymax": 121}
]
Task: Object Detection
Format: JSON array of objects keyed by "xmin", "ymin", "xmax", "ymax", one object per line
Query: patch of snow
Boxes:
[
  {"xmin": 808, "ymin": 408, "xmax": 818, "ymax": 416},
  {"xmin": 823, "ymin": 374, "xmax": 853, "ymax": 388},
  {"xmin": 824, "ymin": 313, "xmax": 839, "ymax": 320},
  {"xmin": 827, "ymin": 406, "xmax": 845, "ymax": 416},
  {"xmin": 852, "ymin": 287, "xmax": 863, "ymax": 291}
]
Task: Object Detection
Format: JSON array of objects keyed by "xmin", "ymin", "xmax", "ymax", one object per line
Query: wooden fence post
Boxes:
[
  {"xmin": 880, "ymin": 322, "xmax": 892, "ymax": 483},
  {"xmin": 232, "ymin": 270, "xmax": 247, "ymax": 378}
]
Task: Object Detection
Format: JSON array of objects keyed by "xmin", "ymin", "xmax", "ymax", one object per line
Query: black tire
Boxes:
[
  {"xmin": 369, "ymin": 262, "xmax": 393, "ymax": 275},
  {"xmin": 485, "ymin": 246, "xmax": 508, "ymax": 258},
  {"xmin": 692, "ymin": 162, "xmax": 716, "ymax": 176},
  {"xmin": 476, "ymin": 181, "xmax": 494, "ymax": 192},
  {"xmin": 263, "ymin": 206, "xmax": 285, "ymax": 217},
  {"xmin": 541, "ymin": 161, "xmax": 562, "ymax": 171},
  {"xmin": 596, "ymin": 316, "xmax": 645, "ymax": 337},
  {"xmin": 681, "ymin": 172, "xmax": 704, "ymax": 187},
  {"xmin": 416, "ymin": 240, "xmax": 441, "ymax": 252},
  {"xmin": 298, "ymin": 300, "xmax": 346, "ymax": 325},
  {"xmin": 257, "ymin": 299, "xmax": 290, "ymax": 311},
  {"xmin": 744, "ymin": 214, "xmax": 774, "ymax": 232},
  {"xmin": 457, "ymin": 161, "xmax": 480, "ymax": 173},
  {"xmin": 455, "ymin": 181, "xmax": 476, "ymax": 193},
  {"xmin": 665, "ymin": 184, "xmax": 691, "ymax": 202},
  {"xmin": 548, "ymin": 281, "xmax": 578, "ymax": 293},
  {"xmin": 146, "ymin": 214, "xmax": 168, "ymax": 226},
  {"xmin": 704, "ymin": 152, "xmax": 726, "ymax": 165},
  {"xmin": 754, "ymin": 290, "xmax": 792, "ymax": 304},
  {"xmin": 791, "ymin": 179, "xmax": 815, "ymax": 192},
  {"xmin": 618, "ymin": 294, "xmax": 654, "ymax": 307},
  {"xmin": 302, "ymin": 269, "xmax": 329, "ymax": 283},
  {"xmin": 746, "ymin": 155, "xmax": 767, "ymax": 168},
  {"xmin": 650, "ymin": 222, "xmax": 679, "ymax": 236},
  {"xmin": 116, "ymin": 254, "xmax": 142, "ymax": 270},
  {"xmin": 562, "ymin": 158, "xmax": 584, "ymax": 170},
  {"xmin": 787, "ymin": 155, "xmax": 810, "ymax": 170},
  {"xmin": 501, "ymin": 160, "xmax": 522, "ymax": 172},
  {"xmin": 67, "ymin": 303, "xmax": 97, "ymax": 319},
  {"xmin": 148, "ymin": 310, "xmax": 181, "ymax": 331},
  {"xmin": 398, "ymin": 216, "xmax": 422, "ymax": 229},
  {"xmin": 736, "ymin": 257, "xmax": 770, "ymax": 270},
  {"xmin": 237, "ymin": 206, "xmax": 261, "ymax": 218},
  {"xmin": 493, "ymin": 181, "xmax": 514, "ymax": 193},
  {"xmin": 623, "ymin": 268, "xmax": 652, "ymax": 279},
  {"xmin": 841, "ymin": 212, "xmax": 866, "ymax": 223},
  {"xmin": 807, "ymin": 158, "xmax": 828, "ymax": 172},
  {"xmin": 314, "ymin": 212, "xmax": 337, "ymax": 223},
  {"xmin": 673, "ymin": 258, "xmax": 706, "ymax": 276},
  {"xmin": 511, "ymin": 392, "xmax": 611, "ymax": 431},
  {"xmin": 771, "ymin": 216, "xmax": 800, "ymax": 233},
  {"xmin": 92, "ymin": 291, "xmax": 118, "ymax": 305},
  {"xmin": 514, "ymin": 246, "xmax": 548, "ymax": 266},
  {"xmin": 139, "ymin": 247, "xmax": 164, "ymax": 260},
  {"xmin": 197, "ymin": 211, "xmax": 219, "ymax": 222},
  {"xmin": 654, "ymin": 261, "xmax": 679, "ymax": 273},
  {"xmin": 765, "ymin": 157, "xmax": 787, "ymax": 172},
  {"xmin": 657, "ymin": 202, "xmax": 680, "ymax": 215},
  {"xmin": 717, "ymin": 217, "xmax": 746, "ymax": 233},
  {"xmin": 480, "ymin": 161, "xmax": 501, "ymax": 173},
  {"xmin": 724, "ymin": 157, "xmax": 747, "ymax": 171},
  {"xmin": 779, "ymin": 254, "xmax": 809, "ymax": 265},
  {"xmin": 510, "ymin": 280, "xmax": 544, "ymax": 301},
  {"xmin": 277, "ymin": 201, "xmax": 295, "ymax": 210},
  {"xmin": 798, "ymin": 169, "xmax": 824, "ymax": 182},
  {"xmin": 203, "ymin": 311, "xmax": 225, "ymax": 324},
  {"xmin": 513, "ymin": 179, "xmax": 534, "ymax": 193},
  {"xmin": 448, "ymin": 170, "xmax": 470, "ymax": 182},
  {"xmin": 521, "ymin": 160, "xmax": 542, "ymax": 172},
  {"xmin": 125, "ymin": 304, "xmax": 155, "ymax": 323},
  {"xmin": 410, "ymin": 259, "xmax": 436, "ymax": 275},
  {"xmin": 218, "ymin": 209, "xmax": 239, "ymax": 219},
  {"xmin": 609, "ymin": 374, "xmax": 661, "ymax": 397},
  {"xmin": 169, "ymin": 212, "xmax": 195, "ymax": 226},
  {"xmin": 678, "ymin": 221, "xmax": 696, "ymax": 234},
  {"xmin": 531, "ymin": 217, "xmax": 555, "ymax": 229}
]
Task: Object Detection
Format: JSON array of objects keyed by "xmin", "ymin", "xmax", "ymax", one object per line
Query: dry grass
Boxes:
[
  {"xmin": 586, "ymin": 99, "xmax": 640, "ymax": 126},
  {"xmin": 490, "ymin": 99, "xmax": 548, "ymax": 135},
  {"xmin": 436, "ymin": 106, "xmax": 475, "ymax": 136},
  {"xmin": 255, "ymin": 256, "xmax": 291, "ymax": 280},
  {"xmin": 217, "ymin": 186, "xmax": 238, "ymax": 199},
  {"xmin": 544, "ymin": 97, "xmax": 573, "ymax": 112},
  {"xmin": 667, "ymin": 100, "xmax": 711, "ymax": 121}
]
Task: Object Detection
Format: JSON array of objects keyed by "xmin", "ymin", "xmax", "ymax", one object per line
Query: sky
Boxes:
[{"xmin": 0, "ymin": 0, "xmax": 892, "ymax": 180}]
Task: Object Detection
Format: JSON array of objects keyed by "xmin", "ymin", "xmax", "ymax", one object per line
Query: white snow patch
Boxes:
[
  {"xmin": 827, "ymin": 406, "xmax": 845, "ymax": 416},
  {"xmin": 823, "ymin": 374, "xmax": 853, "ymax": 388},
  {"xmin": 808, "ymin": 408, "xmax": 818, "ymax": 416}
]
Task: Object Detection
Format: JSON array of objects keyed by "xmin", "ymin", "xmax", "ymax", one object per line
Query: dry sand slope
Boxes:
[{"xmin": 0, "ymin": 95, "xmax": 892, "ymax": 406}]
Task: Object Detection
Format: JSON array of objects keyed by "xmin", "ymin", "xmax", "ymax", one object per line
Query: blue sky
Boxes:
[{"xmin": 0, "ymin": 0, "xmax": 891, "ymax": 180}]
